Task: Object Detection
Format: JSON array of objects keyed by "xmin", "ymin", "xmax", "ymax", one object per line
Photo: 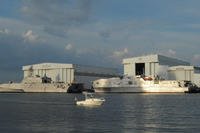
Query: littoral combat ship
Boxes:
[{"xmin": 0, "ymin": 75, "xmax": 85, "ymax": 93}]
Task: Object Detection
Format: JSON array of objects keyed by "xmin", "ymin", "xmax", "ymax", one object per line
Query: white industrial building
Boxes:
[
  {"xmin": 123, "ymin": 54, "xmax": 200, "ymax": 86},
  {"xmin": 22, "ymin": 63, "xmax": 118, "ymax": 89},
  {"xmin": 123, "ymin": 54, "xmax": 190, "ymax": 77},
  {"xmin": 168, "ymin": 66, "xmax": 200, "ymax": 87}
]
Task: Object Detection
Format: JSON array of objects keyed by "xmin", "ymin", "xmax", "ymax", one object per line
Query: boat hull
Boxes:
[{"xmin": 76, "ymin": 98, "xmax": 105, "ymax": 106}]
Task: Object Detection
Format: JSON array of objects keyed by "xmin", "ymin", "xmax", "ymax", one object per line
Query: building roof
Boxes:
[
  {"xmin": 22, "ymin": 63, "xmax": 119, "ymax": 75},
  {"xmin": 123, "ymin": 54, "xmax": 190, "ymax": 66},
  {"xmin": 22, "ymin": 63, "xmax": 73, "ymax": 70},
  {"xmin": 168, "ymin": 65, "xmax": 194, "ymax": 71}
]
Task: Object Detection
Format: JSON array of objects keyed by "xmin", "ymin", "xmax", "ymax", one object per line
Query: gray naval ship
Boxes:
[{"xmin": 0, "ymin": 75, "xmax": 86, "ymax": 93}]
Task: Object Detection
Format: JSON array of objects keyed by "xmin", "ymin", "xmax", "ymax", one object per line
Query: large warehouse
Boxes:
[
  {"xmin": 123, "ymin": 54, "xmax": 190, "ymax": 77},
  {"xmin": 122, "ymin": 54, "xmax": 200, "ymax": 86},
  {"xmin": 22, "ymin": 63, "xmax": 118, "ymax": 89},
  {"xmin": 168, "ymin": 66, "xmax": 200, "ymax": 87}
]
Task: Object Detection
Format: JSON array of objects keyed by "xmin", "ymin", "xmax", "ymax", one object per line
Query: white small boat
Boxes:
[{"xmin": 75, "ymin": 92, "xmax": 105, "ymax": 106}]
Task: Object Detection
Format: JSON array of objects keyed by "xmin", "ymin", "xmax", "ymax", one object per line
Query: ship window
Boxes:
[{"xmin": 128, "ymin": 81, "xmax": 133, "ymax": 85}]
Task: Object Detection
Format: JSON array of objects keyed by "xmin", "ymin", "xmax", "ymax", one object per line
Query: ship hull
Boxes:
[
  {"xmin": 0, "ymin": 83, "xmax": 85, "ymax": 93},
  {"xmin": 94, "ymin": 86, "xmax": 189, "ymax": 93}
]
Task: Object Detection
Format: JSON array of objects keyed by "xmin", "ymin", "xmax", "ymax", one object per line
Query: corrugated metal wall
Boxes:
[
  {"xmin": 24, "ymin": 68, "xmax": 75, "ymax": 84},
  {"xmin": 194, "ymin": 74, "xmax": 200, "ymax": 87},
  {"xmin": 124, "ymin": 63, "xmax": 134, "ymax": 76},
  {"xmin": 23, "ymin": 63, "xmax": 118, "ymax": 86},
  {"xmin": 168, "ymin": 69, "xmax": 193, "ymax": 81}
]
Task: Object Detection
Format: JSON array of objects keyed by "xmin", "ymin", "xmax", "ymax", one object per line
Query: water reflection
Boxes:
[
  {"xmin": 0, "ymin": 93, "xmax": 200, "ymax": 132},
  {"xmin": 120, "ymin": 93, "xmax": 200, "ymax": 132}
]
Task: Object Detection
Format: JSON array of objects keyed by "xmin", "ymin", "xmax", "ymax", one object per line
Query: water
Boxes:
[{"xmin": 0, "ymin": 93, "xmax": 200, "ymax": 133}]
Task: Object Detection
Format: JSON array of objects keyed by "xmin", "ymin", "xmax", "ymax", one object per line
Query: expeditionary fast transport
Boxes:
[{"xmin": 93, "ymin": 75, "xmax": 199, "ymax": 93}]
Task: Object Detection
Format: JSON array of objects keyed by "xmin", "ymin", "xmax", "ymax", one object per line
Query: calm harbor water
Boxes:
[{"xmin": 0, "ymin": 93, "xmax": 200, "ymax": 133}]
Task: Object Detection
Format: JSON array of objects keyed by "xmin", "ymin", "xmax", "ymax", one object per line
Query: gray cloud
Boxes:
[
  {"xmin": 0, "ymin": 28, "xmax": 69, "ymax": 81},
  {"xmin": 0, "ymin": 25, "xmax": 116, "ymax": 82},
  {"xmin": 21, "ymin": 0, "xmax": 92, "ymax": 37},
  {"xmin": 192, "ymin": 54, "xmax": 200, "ymax": 66},
  {"xmin": 99, "ymin": 30, "xmax": 111, "ymax": 40}
]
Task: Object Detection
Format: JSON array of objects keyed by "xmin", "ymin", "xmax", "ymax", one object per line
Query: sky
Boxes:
[{"xmin": 0, "ymin": 0, "xmax": 200, "ymax": 82}]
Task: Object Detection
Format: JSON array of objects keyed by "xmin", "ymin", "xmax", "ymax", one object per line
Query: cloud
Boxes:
[
  {"xmin": 22, "ymin": 30, "xmax": 39, "ymax": 42},
  {"xmin": 109, "ymin": 48, "xmax": 131, "ymax": 64},
  {"xmin": 98, "ymin": 29, "xmax": 111, "ymax": 39},
  {"xmin": 164, "ymin": 49, "xmax": 176, "ymax": 57},
  {"xmin": 43, "ymin": 26, "xmax": 68, "ymax": 37},
  {"xmin": 0, "ymin": 18, "xmax": 121, "ymax": 82},
  {"xmin": 193, "ymin": 54, "xmax": 200, "ymax": 60},
  {"xmin": 168, "ymin": 49, "xmax": 176, "ymax": 56},
  {"xmin": 112, "ymin": 48, "xmax": 129, "ymax": 58},
  {"xmin": 65, "ymin": 43, "xmax": 73, "ymax": 51},
  {"xmin": 0, "ymin": 28, "xmax": 9, "ymax": 34},
  {"xmin": 21, "ymin": 0, "xmax": 92, "ymax": 37},
  {"xmin": 192, "ymin": 54, "xmax": 200, "ymax": 66}
]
